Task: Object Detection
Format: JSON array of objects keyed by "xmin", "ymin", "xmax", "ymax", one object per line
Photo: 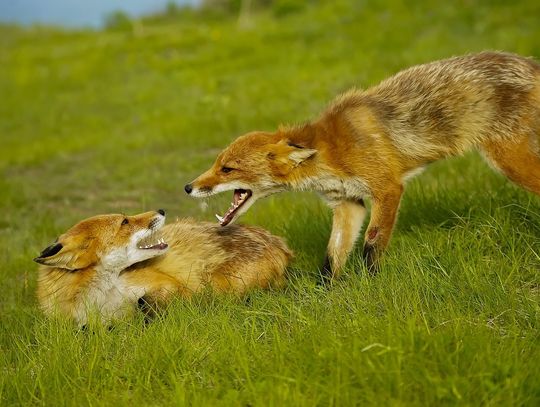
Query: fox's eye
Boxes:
[
  {"xmin": 221, "ymin": 167, "xmax": 234, "ymax": 173},
  {"xmin": 121, "ymin": 218, "xmax": 129, "ymax": 225}
]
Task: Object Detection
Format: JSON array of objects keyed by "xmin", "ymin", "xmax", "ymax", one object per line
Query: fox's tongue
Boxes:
[{"xmin": 215, "ymin": 189, "xmax": 251, "ymax": 226}]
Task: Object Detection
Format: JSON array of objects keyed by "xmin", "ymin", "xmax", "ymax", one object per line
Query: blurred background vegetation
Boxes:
[{"xmin": 1, "ymin": 1, "xmax": 539, "ymax": 405}]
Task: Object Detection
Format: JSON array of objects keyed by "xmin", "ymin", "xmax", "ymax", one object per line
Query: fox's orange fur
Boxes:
[
  {"xmin": 35, "ymin": 211, "xmax": 292, "ymax": 325},
  {"xmin": 186, "ymin": 51, "xmax": 540, "ymax": 280}
]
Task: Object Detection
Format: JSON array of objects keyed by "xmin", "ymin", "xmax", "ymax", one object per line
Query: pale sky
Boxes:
[{"xmin": 0, "ymin": 0, "xmax": 198, "ymax": 28}]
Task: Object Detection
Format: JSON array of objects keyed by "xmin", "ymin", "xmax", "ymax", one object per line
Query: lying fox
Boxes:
[
  {"xmin": 35, "ymin": 210, "xmax": 291, "ymax": 325},
  {"xmin": 185, "ymin": 51, "xmax": 540, "ymax": 279}
]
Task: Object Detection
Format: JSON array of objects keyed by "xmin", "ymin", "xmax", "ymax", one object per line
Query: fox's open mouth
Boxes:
[
  {"xmin": 215, "ymin": 189, "xmax": 252, "ymax": 226},
  {"xmin": 137, "ymin": 233, "xmax": 168, "ymax": 251}
]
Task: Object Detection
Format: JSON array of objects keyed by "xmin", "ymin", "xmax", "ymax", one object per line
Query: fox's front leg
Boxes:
[
  {"xmin": 122, "ymin": 271, "xmax": 185, "ymax": 317},
  {"xmin": 322, "ymin": 199, "xmax": 367, "ymax": 282},
  {"xmin": 362, "ymin": 185, "xmax": 403, "ymax": 274}
]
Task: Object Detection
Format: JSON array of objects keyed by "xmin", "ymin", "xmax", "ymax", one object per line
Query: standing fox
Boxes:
[
  {"xmin": 185, "ymin": 51, "xmax": 540, "ymax": 279},
  {"xmin": 35, "ymin": 210, "xmax": 291, "ymax": 325}
]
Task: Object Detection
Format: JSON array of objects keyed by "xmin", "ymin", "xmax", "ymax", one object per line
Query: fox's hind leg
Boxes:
[
  {"xmin": 481, "ymin": 133, "xmax": 540, "ymax": 195},
  {"xmin": 322, "ymin": 199, "xmax": 367, "ymax": 282}
]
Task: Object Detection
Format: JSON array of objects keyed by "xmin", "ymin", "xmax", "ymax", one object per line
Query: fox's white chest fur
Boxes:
[
  {"xmin": 73, "ymin": 249, "xmax": 146, "ymax": 325},
  {"xmin": 73, "ymin": 274, "xmax": 139, "ymax": 325}
]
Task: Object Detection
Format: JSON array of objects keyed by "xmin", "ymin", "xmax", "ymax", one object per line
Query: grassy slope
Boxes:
[{"xmin": 1, "ymin": 0, "xmax": 539, "ymax": 405}]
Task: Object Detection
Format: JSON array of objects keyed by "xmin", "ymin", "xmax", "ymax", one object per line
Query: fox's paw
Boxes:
[
  {"xmin": 362, "ymin": 243, "xmax": 380, "ymax": 275},
  {"xmin": 322, "ymin": 255, "xmax": 333, "ymax": 277},
  {"xmin": 316, "ymin": 256, "xmax": 334, "ymax": 287}
]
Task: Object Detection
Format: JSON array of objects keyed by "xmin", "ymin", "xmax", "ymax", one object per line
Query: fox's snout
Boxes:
[
  {"xmin": 155, "ymin": 208, "xmax": 166, "ymax": 220},
  {"xmin": 149, "ymin": 209, "xmax": 166, "ymax": 228},
  {"xmin": 184, "ymin": 174, "xmax": 217, "ymax": 197}
]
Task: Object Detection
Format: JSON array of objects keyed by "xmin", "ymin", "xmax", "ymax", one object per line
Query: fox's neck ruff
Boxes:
[
  {"xmin": 287, "ymin": 166, "xmax": 371, "ymax": 201},
  {"xmin": 279, "ymin": 118, "xmax": 373, "ymax": 200},
  {"xmin": 93, "ymin": 262, "xmax": 125, "ymax": 278}
]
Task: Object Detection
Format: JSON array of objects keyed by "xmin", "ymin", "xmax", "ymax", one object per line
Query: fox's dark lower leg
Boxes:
[
  {"xmin": 362, "ymin": 185, "xmax": 403, "ymax": 274},
  {"xmin": 321, "ymin": 199, "xmax": 367, "ymax": 282}
]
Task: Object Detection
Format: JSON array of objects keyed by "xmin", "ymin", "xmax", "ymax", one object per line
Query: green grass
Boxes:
[{"xmin": 1, "ymin": 0, "xmax": 540, "ymax": 405}]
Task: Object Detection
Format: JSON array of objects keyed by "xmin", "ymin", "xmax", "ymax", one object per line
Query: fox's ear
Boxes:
[
  {"xmin": 34, "ymin": 242, "xmax": 64, "ymax": 266},
  {"xmin": 34, "ymin": 241, "xmax": 95, "ymax": 270},
  {"xmin": 288, "ymin": 147, "xmax": 317, "ymax": 165},
  {"xmin": 268, "ymin": 139, "xmax": 317, "ymax": 166}
]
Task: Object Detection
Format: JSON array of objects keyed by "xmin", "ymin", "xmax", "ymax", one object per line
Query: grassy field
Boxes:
[{"xmin": 1, "ymin": 0, "xmax": 539, "ymax": 405}]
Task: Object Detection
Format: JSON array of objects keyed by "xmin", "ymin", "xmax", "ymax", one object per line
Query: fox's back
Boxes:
[
  {"xmin": 340, "ymin": 52, "xmax": 540, "ymax": 161},
  {"xmin": 131, "ymin": 219, "xmax": 292, "ymax": 294}
]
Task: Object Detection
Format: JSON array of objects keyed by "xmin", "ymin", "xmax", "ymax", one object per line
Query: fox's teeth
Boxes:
[
  {"xmin": 240, "ymin": 192, "xmax": 247, "ymax": 200},
  {"xmin": 215, "ymin": 214, "xmax": 224, "ymax": 222}
]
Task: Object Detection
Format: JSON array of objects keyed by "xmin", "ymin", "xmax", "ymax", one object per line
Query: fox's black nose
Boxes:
[
  {"xmin": 157, "ymin": 209, "xmax": 165, "ymax": 216},
  {"xmin": 184, "ymin": 184, "xmax": 193, "ymax": 194}
]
